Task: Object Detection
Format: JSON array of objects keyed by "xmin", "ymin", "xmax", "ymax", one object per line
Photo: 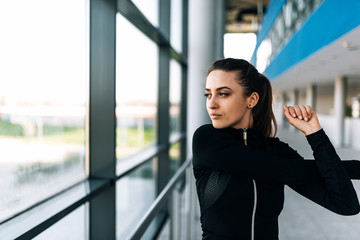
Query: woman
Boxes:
[{"xmin": 192, "ymin": 58, "xmax": 360, "ymax": 240}]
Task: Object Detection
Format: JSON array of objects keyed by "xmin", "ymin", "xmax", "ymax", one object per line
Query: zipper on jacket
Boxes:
[
  {"xmin": 251, "ymin": 179, "xmax": 257, "ymax": 240},
  {"xmin": 242, "ymin": 128, "xmax": 257, "ymax": 240},
  {"xmin": 243, "ymin": 128, "xmax": 247, "ymax": 146}
]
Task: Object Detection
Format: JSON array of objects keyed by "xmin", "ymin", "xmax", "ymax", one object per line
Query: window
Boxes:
[
  {"xmin": 132, "ymin": 0, "xmax": 159, "ymax": 27},
  {"xmin": 170, "ymin": 0, "xmax": 183, "ymax": 53},
  {"xmin": 116, "ymin": 159, "xmax": 156, "ymax": 239},
  {"xmin": 169, "ymin": 59, "xmax": 182, "ymax": 136},
  {"xmin": 116, "ymin": 14, "xmax": 158, "ymax": 161},
  {"xmin": 0, "ymin": 0, "xmax": 88, "ymax": 222},
  {"xmin": 33, "ymin": 205, "xmax": 88, "ymax": 240},
  {"xmin": 0, "ymin": 0, "xmax": 188, "ymax": 238},
  {"xmin": 169, "ymin": 142, "xmax": 181, "ymax": 176}
]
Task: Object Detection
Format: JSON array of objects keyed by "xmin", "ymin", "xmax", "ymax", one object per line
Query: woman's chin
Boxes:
[{"xmin": 211, "ymin": 121, "xmax": 228, "ymax": 129}]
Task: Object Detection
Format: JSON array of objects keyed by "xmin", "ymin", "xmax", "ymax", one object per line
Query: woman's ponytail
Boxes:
[{"xmin": 252, "ymin": 73, "xmax": 277, "ymax": 137}]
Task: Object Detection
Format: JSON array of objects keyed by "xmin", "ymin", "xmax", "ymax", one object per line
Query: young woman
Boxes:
[{"xmin": 192, "ymin": 58, "xmax": 360, "ymax": 240}]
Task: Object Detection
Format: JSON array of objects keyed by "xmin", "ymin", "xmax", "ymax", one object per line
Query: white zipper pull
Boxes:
[{"xmin": 243, "ymin": 128, "xmax": 247, "ymax": 146}]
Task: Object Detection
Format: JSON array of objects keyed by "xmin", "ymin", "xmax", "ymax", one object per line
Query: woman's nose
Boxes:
[{"xmin": 207, "ymin": 96, "xmax": 218, "ymax": 109}]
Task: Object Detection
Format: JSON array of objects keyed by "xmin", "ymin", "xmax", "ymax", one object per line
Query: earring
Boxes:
[{"xmin": 248, "ymin": 104, "xmax": 251, "ymax": 108}]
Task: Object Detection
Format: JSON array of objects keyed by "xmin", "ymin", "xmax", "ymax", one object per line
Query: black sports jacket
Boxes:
[{"xmin": 192, "ymin": 124, "xmax": 360, "ymax": 240}]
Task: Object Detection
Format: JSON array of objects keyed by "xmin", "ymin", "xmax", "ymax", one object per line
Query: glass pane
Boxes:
[
  {"xmin": 170, "ymin": 0, "xmax": 183, "ymax": 52},
  {"xmin": 169, "ymin": 142, "xmax": 180, "ymax": 177},
  {"xmin": 116, "ymin": 159, "xmax": 156, "ymax": 239},
  {"xmin": 34, "ymin": 205, "xmax": 88, "ymax": 240},
  {"xmin": 131, "ymin": 0, "xmax": 159, "ymax": 27},
  {"xmin": 169, "ymin": 59, "xmax": 181, "ymax": 136},
  {"xmin": 116, "ymin": 14, "xmax": 158, "ymax": 161},
  {"xmin": 0, "ymin": 0, "xmax": 88, "ymax": 222}
]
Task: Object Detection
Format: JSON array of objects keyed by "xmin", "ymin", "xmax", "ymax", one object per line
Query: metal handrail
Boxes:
[
  {"xmin": 127, "ymin": 158, "xmax": 192, "ymax": 240},
  {"xmin": 1, "ymin": 138, "xmax": 188, "ymax": 239},
  {"xmin": 116, "ymin": 133, "xmax": 185, "ymax": 180},
  {"xmin": 1, "ymin": 178, "xmax": 111, "ymax": 240}
]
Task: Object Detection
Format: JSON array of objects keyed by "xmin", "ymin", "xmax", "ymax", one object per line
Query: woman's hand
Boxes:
[{"xmin": 283, "ymin": 105, "xmax": 322, "ymax": 135}]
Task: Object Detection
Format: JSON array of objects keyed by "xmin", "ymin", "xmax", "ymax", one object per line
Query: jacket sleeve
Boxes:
[
  {"xmin": 286, "ymin": 130, "xmax": 360, "ymax": 215},
  {"xmin": 267, "ymin": 135, "xmax": 360, "ymax": 180},
  {"xmin": 192, "ymin": 124, "xmax": 360, "ymax": 215}
]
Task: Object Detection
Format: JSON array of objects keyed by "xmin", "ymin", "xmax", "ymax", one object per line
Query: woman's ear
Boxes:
[{"xmin": 247, "ymin": 92, "xmax": 259, "ymax": 108}]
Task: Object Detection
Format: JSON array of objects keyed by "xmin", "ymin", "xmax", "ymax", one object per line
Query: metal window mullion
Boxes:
[
  {"xmin": 157, "ymin": 0, "xmax": 171, "ymax": 194},
  {"xmin": 89, "ymin": 0, "xmax": 117, "ymax": 239},
  {"xmin": 153, "ymin": 0, "xmax": 172, "ymax": 238},
  {"xmin": 179, "ymin": 2, "xmax": 194, "ymax": 239},
  {"xmin": 179, "ymin": 10, "xmax": 189, "ymax": 240},
  {"xmin": 180, "ymin": 0, "xmax": 189, "ymax": 165},
  {"xmin": 117, "ymin": 0, "xmax": 167, "ymax": 46}
]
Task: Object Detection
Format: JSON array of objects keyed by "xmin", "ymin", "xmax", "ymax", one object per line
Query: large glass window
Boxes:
[
  {"xmin": 169, "ymin": 142, "xmax": 180, "ymax": 177},
  {"xmin": 0, "ymin": 0, "xmax": 88, "ymax": 222},
  {"xmin": 116, "ymin": 14, "xmax": 158, "ymax": 162},
  {"xmin": 116, "ymin": 159, "xmax": 156, "ymax": 239},
  {"xmin": 33, "ymin": 205, "xmax": 88, "ymax": 240},
  {"xmin": 169, "ymin": 59, "xmax": 182, "ymax": 136},
  {"xmin": 132, "ymin": 0, "xmax": 159, "ymax": 27},
  {"xmin": 170, "ymin": 0, "xmax": 183, "ymax": 53}
]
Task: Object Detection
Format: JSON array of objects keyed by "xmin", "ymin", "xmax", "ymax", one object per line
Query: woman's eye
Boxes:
[
  {"xmin": 219, "ymin": 92, "xmax": 230, "ymax": 97},
  {"xmin": 204, "ymin": 93, "xmax": 210, "ymax": 98}
]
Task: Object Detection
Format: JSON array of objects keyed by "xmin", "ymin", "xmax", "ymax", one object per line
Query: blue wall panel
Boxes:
[
  {"xmin": 251, "ymin": 0, "xmax": 286, "ymax": 64},
  {"xmin": 257, "ymin": 0, "xmax": 360, "ymax": 80}
]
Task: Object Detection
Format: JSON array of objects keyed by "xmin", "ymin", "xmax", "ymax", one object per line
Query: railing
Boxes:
[
  {"xmin": 0, "ymin": 178, "xmax": 111, "ymax": 239},
  {"xmin": 0, "ymin": 157, "xmax": 193, "ymax": 240},
  {"xmin": 0, "ymin": 132, "xmax": 191, "ymax": 239},
  {"xmin": 128, "ymin": 158, "xmax": 192, "ymax": 240}
]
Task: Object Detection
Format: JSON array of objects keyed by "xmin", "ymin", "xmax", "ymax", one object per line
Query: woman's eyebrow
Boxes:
[{"xmin": 205, "ymin": 86, "xmax": 232, "ymax": 91}]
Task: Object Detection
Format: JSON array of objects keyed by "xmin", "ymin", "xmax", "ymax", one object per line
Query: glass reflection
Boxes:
[
  {"xmin": 170, "ymin": 0, "xmax": 183, "ymax": 53},
  {"xmin": 169, "ymin": 142, "xmax": 180, "ymax": 177},
  {"xmin": 131, "ymin": 0, "xmax": 159, "ymax": 27},
  {"xmin": 116, "ymin": 159, "xmax": 156, "ymax": 239},
  {"xmin": 116, "ymin": 14, "xmax": 158, "ymax": 160},
  {"xmin": 169, "ymin": 59, "xmax": 182, "ymax": 136},
  {"xmin": 0, "ymin": 0, "xmax": 88, "ymax": 222},
  {"xmin": 34, "ymin": 205, "xmax": 87, "ymax": 240}
]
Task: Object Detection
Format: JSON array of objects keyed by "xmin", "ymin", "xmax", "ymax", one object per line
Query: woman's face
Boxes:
[{"xmin": 205, "ymin": 70, "xmax": 253, "ymax": 129}]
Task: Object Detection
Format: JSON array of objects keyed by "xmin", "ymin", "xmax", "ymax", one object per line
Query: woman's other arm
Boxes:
[{"xmin": 284, "ymin": 105, "xmax": 360, "ymax": 215}]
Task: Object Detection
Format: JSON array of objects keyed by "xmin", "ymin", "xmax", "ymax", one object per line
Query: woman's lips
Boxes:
[{"xmin": 210, "ymin": 113, "xmax": 222, "ymax": 119}]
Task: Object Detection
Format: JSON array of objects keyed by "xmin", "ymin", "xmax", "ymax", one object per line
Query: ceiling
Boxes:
[
  {"xmin": 226, "ymin": 0, "xmax": 269, "ymax": 33},
  {"xmin": 272, "ymin": 25, "xmax": 360, "ymax": 90}
]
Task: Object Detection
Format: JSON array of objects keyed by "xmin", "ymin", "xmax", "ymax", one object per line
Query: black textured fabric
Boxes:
[
  {"xmin": 196, "ymin": 170, "xmax": 231, "ymax": 210},
  {"xmin": 192, "ymin": 124, "xmax": 360, "ymax": 240}
]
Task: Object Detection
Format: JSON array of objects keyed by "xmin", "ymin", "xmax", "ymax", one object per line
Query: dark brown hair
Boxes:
[{"xmin": 207, "ymin": 58, "xmax": 277, "ymax": 137}]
